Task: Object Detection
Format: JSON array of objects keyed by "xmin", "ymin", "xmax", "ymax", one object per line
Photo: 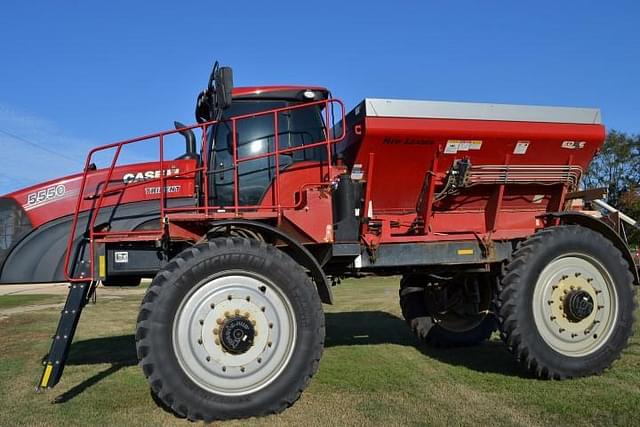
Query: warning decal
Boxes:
[
  {"xmin": 513, "ymin": 141, "xmax": 530, "ymax": 155},
  {"xmin": 444, "ymin": 140, "xmax": 483, "ymax": 154}
]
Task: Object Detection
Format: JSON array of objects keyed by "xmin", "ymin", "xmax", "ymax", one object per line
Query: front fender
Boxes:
[{"xmin": 206, "ymin": 219, "xmax": 334, "ymax": 305}]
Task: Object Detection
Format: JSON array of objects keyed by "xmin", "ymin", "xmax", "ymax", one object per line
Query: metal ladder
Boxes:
[{"xmin": 36, "ymin": 281, "xmax": 97, "ymax": 391}]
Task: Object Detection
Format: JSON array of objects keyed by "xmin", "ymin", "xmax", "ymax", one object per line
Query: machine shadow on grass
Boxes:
[
  {"xmin": 49, "ymin": 334, "xmax": 137, "ymax": 404},
  {"xmin": 324, "ymin": 311, "xmax": 527, "ymax": 378},
  {"xmin": 51, "ymin": 311, "xmax": 526, "ymax": 403}
]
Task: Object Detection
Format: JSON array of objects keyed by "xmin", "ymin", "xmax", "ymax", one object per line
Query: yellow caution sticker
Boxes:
[
  {"xmin": 457, "ymin": 249, "xmax": 474, "ymax": 256},
  {"xmin": 99, "ymin": 255, "xmax": 106, "ymax": 278},
  {"xmin": 41, "ymin": 363, "xmax": 53, "ymax": 387}
]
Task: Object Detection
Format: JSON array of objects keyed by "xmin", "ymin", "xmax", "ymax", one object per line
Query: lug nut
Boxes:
[
  {"xmin": 216, "ymin": 318, "xmax": 223, "ymax": 325},
  {"xmin": 215, "ymin": 338, "xmax": 220, "ymax": 346},
  {"xmin": 224, "ymin": 311, "xmax": 230, "ymax": 318},
  {"xmin": 213, "ymin": 328, "xmax": 219, "ymax": 335},
  {"xmin": 235, "ymin": 309, "xmax": 240, "ymax": 316},
  {"xmin": 244, "ymin": 312, "xmax": 250, "ymax": 318}
]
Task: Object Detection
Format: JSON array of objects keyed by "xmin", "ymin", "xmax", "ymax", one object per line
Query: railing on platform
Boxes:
[{"xmin": 64, "ymin": 98, "xmax": 346, "ymax": 281}]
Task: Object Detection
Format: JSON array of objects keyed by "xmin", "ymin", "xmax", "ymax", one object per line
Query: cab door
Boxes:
[{"xmin": 209, "ymin": 100, "xmax": 285, "ymax": 207}]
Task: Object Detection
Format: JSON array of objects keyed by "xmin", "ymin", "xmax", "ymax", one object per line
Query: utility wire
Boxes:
[
  {"xmin": 0, "ymin": 172, "xmax": 29, "ymax": 185},
  {"xmin": 0, "ymin": 128, "xmax": 83, "ymax": 164}
]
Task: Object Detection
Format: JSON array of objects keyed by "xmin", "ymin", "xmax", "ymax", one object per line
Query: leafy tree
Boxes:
[{"xmin": 583, "ymin": 130, "xmax": 640, "ymax": 243}]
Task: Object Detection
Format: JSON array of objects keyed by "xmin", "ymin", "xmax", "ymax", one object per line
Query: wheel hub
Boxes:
[
  {"xmin": 533, "ymin": 255, "xmax": 618, "ymax": 357},
  {"xmin": 220, "ymin": 315, "xmax": 255, "ymax": 354},
  {"xmin": 172, "ymin": 273, "xmax": 297, "ymax": 396},
  {"xmin": 564, "ymin": 290, "xmax": 594, "ymax": 322}
]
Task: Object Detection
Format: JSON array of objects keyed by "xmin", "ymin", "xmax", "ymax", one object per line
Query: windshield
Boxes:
[{"xmin": 209, "ymin": 100, "xmax": 326, "ymax": 206}]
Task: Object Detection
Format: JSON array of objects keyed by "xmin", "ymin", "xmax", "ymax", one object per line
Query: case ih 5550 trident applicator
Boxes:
[{"xmin": 0, "ymin": 63, "xmax": 637, "ymax": 421}]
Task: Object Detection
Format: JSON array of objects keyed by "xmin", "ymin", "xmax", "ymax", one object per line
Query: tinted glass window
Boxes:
[{"xmin": 210, "ymin": 100, "xmax": 326, "ymax": 206}]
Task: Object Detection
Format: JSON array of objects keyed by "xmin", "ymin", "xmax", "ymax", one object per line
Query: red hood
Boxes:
[{"xmin": 2, "ymin": 159, "xmax": 197, "ymax": 228}]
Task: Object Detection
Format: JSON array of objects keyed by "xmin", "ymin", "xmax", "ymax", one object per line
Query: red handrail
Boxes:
[{"xmin": 63, "ymin": 98, "xmax": 346, "ymax": 281}]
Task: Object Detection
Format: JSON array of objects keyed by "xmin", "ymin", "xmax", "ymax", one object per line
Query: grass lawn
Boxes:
[
  {"xmin": 0, "ymin": 277, "xmax": 639, "ymax": 426},
  {"xmin": 0, "ymin": 294, "xmax": 62, "ymax": 310}
]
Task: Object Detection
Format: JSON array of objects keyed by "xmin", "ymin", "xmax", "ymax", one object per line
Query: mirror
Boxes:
[{"xmin": 215, "ymin": 66, "xmax": 233, "ymax": 110}]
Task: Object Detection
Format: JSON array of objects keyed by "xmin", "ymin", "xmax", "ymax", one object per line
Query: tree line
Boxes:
[{"xmin": 583, "ymin": 130, "xmax": 640, "ymax": 243}]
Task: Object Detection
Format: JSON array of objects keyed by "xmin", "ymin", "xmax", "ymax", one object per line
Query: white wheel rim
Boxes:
[
  {"xmin": 532, "ymin": 254, "xmax": 618, "ymax": 357},
  {"xmin": 172, "ymin": 272, "xmax": 297, "ymax": 396}
]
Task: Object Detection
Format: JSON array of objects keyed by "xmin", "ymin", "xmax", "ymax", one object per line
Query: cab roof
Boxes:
[{"xmin": 232, "ymin": 85, "xmax": 329, "ymax": 102}]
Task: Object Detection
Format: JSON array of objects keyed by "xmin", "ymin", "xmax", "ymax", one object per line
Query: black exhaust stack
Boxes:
[{"xmin": 174, "ymin": 121, "xmax": 197, "ymax": 158}]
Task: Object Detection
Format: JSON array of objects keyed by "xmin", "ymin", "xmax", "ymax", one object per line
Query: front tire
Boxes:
[
  {"xmin": 136, "ymin": 237, "xmax": 324, "ymax": 421},
  {"xmin": 498, "ymin": 226, "xmax": 636, "ymax": 379}
]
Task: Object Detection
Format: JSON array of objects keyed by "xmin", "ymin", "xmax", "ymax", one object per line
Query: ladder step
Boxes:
[
  {"xmin": 36, "ymin": 281, "xmax": 96, "ymax": 390},
  {"xmin": 93, "ymin": 234, "xmax": 163, "ymax": 243}
]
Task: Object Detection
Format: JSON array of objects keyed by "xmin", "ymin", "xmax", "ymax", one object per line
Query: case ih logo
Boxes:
[{"xmin": 122, "ymin": 167, "xmax": 180, "ymax": 184}]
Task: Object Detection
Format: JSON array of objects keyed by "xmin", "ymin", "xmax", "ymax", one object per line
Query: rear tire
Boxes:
[
  {"xmin": 399, "ymin": 274, "xmax": 496, "ymax": 347},
  {"xmin": 498, "ymin": 226, "xmax": 636, "ymax": 379},
  {"xmin": 136, "ymin": 237, "xmax": 324, "ymax": 421}
]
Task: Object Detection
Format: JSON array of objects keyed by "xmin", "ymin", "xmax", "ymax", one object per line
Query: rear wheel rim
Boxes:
[
  {"xmin": 532, "ymin": 254, "xmax": 618, "ymax": 357},
  {"xmin": 172, "ymin": 271, "xmax": 297, "ymax": 396},
  {"xmin": 432, "ymin": 312, "xmax": 488, "ymax": 333}
]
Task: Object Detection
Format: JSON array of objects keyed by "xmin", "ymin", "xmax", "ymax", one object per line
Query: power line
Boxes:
[
  {"xmin": 0, "ymin": 172, "xmax": 29, "ymax": 186},
  {"xmin": 0, "ymin": 128, "xmax": 83, "ymax": 164}
]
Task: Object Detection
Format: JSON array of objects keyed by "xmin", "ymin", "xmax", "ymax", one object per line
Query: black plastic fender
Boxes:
[
  {"xmin": 543, "ymin": 211, "xmax": 639, "ymax": 286},
  {"xmin": 0, "ymin": 199, "xmax": 192, "ymax": 284},
  {"xmin": 205, "ymin": 219, "xmax": 334, "ymax": 304}
]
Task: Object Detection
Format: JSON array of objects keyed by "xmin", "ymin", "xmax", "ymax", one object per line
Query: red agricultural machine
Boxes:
[{"xmin": 0, "ymin": 63, "xmax": 637, "ymax": 421}]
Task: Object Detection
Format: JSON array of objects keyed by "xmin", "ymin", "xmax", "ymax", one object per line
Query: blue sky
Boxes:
[{"xmin": 0, "ymin": 0, "xmax": 639, "ymax": 194}]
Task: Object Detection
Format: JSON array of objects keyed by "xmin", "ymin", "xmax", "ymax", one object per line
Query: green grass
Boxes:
[
  {"xmin": 0, "ymin": 294, "xmax": 62, "ymax": 309},
  {"xmin": 1, "ymin": 277, "xmax": 639, "ymax": 426}
]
